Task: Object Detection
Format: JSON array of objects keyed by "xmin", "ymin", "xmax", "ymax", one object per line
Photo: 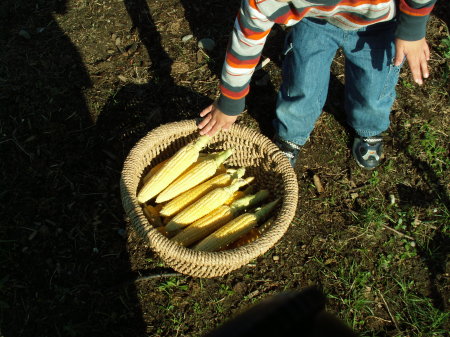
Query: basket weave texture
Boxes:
[{"xmin": 120, "ymin": 120, "xmax": 298, "ymax": 278}]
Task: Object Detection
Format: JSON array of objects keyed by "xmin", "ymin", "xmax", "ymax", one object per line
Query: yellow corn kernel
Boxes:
[
  {"xmin": 156, "ymin": 226, "xmax": 170, "ymax": 237},
  {"xmin": 227, "ymin": 228, "xmax": 261, "ymax": 249},
  {"xmin": 159, "ymin": 168, "xmax": 245, "ymax": 218},
  {"xmin": 142, "ymin": 158, "xmax": 169, "ymax": 184},
  {"xmin": 142, "ymin": 204, "xmax": 163, "ymax": 227},
  {"xmin": 193, "ymin": 198, "xmax": 279, "ymax": 252},
  {"xmin": 155, "ymin": 149, "xmax": 233, "ymax": 203},
  {"xmin": 165, "ymin": 177, "xmax": 252, "ymax": 232},
  {"xmin": 171, "ymin": 189, "xmax": 269, "ymax": 246},
  {"xmin": 223, "ymin": 191, "xmax": 245, "ymax": 206},
  {"xmin": 171, "ymin": 206, "xmax": 234, "ymax": 247},
  {"xmin": 137, "ymin": 135, "xmax": 211, "ymax": 203}
]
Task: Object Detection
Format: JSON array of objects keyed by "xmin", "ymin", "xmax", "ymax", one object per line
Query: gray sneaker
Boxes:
[
  {"xmin": 352, "ymin": 135, "xmax": 383, "ymax": 170},
  {"xmin": 273, "ymin": 136, "xmax": 302, "ymax": 167}
]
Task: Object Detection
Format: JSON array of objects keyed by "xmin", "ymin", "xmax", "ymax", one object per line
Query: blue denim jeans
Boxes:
[{"xmin": 273, "ymin": 18, "xmax": 403, "ymax": 145}]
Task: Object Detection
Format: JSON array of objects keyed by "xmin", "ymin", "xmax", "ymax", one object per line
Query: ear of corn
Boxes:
[
  {"xmin": 257, "ymin": 217, "xmax": 275, "ymax": 234},
  {"xmin": 228, "ymin": 189, "xmax": 270, "ymax": 214},
  {"xmin": 165, "ymin": 177, "xmax": 252, "ymax": 232},
  {"xmin": 225, "ymin": 215, "xmax": 275, "ymax": 250},
  {"xmin": 193, "ymin": 198, "xmax": 279, "ymax": 252},
  {"xmin": 223, "ymin": 190, "xmax": 245, "ymax": 206},
  {"xmin": 155, "ymin": 149, "xmax": 234, "ymax": 203},
  {"xmin": 171, "ymin": 205, "xmax": 234, "ymax": 246},
  {"xmin": 171, "ymin": 189, "xmax": 270, "ymax": 246},
  {"xmin": 226, "ymin": 228, "xmax": 260, "ymax": 249},
  {"xmin": 142, "ymin": 158, "xmax": 169, "ymax": 184},
  {"xmin": 159, "ymin": 167, "xmax": 245, "ymax": 218},
  {"xmin": 156, "ymin": 226, "xmax": 170, "ymax": 237},
  {"xmin": 137, "ymin": 135, "xmax": 211, "ymax": 203},
  {"xmin": 142, "ymin": 204, "xmax": 163, "ymax": 227}
]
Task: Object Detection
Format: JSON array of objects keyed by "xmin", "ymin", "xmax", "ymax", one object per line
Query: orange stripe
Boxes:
[
  {"xmin": 238, "ymin": 14, "xmax": 271, "ymax": 40},
  {"xmin": 226, "ymin": 53, "xmax": 260, "ymax": 69},
  {"xmin": 399, "ymin": 0, "xmax": 434, "ymax": 17},
  {"xmin": 337, "ymin": 11, "xmax": 390, "ymax": 25},
  {"xmin": 313, "ymin": 0, "xmax": 391, "ymax": 14},
  {"xmin": 274, "ymin": 8, "xmax": 307, "ymax": 24},
  {"xmin": 226, "ymin": 59, "xmax": 257, "ymax": 69},
  {"xmin": 248, "ymin": 0, "xmax": 258, "ymax": 10},
  {"xmin": 221, "ymin": 85, "xmax": 249, "ymax": 100},
  {"xmin": 339, "ymin": 0, "xmax": 391, "ymax": 6}
]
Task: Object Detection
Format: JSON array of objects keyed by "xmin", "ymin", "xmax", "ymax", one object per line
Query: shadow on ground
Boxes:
[{"xmin": 0, "ymin": 0, "xmax": 146, "ymax": 335}]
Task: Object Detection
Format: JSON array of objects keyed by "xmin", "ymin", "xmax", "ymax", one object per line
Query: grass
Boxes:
[
  {"xmin": 157, "ymin": 277, "xmax": 189, "ymax": 294},
  {"xmin": 309, "ymin": 163, "xmax": 449, "ymax": 336},
  {"xmin": 392, "ymin": 278, "xmax": 449, "ymax": 336}
]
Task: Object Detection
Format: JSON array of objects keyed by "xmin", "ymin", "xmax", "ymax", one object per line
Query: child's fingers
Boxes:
[
  {"xmin": 424, "ymin": 42, "xmax": 430, "ymax": 61},
  {"xmin": 207, "ymin": 123, "xmax": 222, "ymax": 137},
  {"xmin": 408, "ymin": 55, "xmax": 423, "ymax": 85},
  {"xmin": 420, "ymin": 57, "xmax": 429, "ymax": 79},
  {"xmin": 199, "ymin": 105, "xmax": 213, "ymax": 117},
  {"xmin": 394, "ymin": 52, "xmax": 404, "ymax": 67},
  {"xmin": 198, "ymin": 113, "xmax": 212, "ymax": 129},
  {"xmin": 199, "ymin": 119, "xmax": 216, "ymax": 136}
]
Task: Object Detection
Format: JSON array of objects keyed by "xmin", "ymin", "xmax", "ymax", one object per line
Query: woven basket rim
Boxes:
[{"xmin": 120, "ymin": 119, "xmax": 298, "ymax": 277}]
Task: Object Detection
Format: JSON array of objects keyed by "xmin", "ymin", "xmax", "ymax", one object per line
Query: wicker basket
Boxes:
[{"xmin": 120, "ymin": 120, "xmax": 298, "ymax": 278}]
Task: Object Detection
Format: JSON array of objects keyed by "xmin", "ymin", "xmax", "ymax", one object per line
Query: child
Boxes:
[{"xmin": 197, "ymin": 0, "xmax": 436, "ymax": 169}]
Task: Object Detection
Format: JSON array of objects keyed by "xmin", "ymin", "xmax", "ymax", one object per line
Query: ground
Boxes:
[{"xmin": 0, "ymin": 0, "xmax": 449, "ymax": 336}]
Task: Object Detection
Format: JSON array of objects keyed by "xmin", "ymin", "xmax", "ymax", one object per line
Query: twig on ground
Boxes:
[
  {"xmin": 313, "ymin": 174, "xmax": 325, "ymax": 193},
  {"xmin": 135, "ymin": 272, "xmax": 182, "ymax": 282},
  {"xmin": 377, "ymin": 289, "xmax": 401, "ymax": 332},
  {"xmin": 255, "ymin": 57, "xmax": 271, "ymax": 71},
  {"xmin": 381, "ymin": 223, "xmax": 415, "ymax": 241}
]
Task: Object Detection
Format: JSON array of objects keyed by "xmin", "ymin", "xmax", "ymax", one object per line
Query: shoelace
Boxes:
[
  {"xmin": 363, "ymin": 136, "xmax": 382, "ymax": 144},
  {"xmin": 361, "ymin": 137, "xmax": 382, "ymax": 161}
]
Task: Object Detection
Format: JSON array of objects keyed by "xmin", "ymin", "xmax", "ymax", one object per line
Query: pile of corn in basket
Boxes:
[{"xmin": 120, "ymin": 120, "xmax": 298, "ymax": 278}]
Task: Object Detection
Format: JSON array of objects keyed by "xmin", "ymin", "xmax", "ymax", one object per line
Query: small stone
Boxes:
[
  {"xmin": 273, "ymin": 255, "xmax": 279, "ymax": 261},
  {"xmin": 115, "ymin": 37, "xmax": 121, "ymax": 46},
  {"xmin": 233, "ymin": 282, "xmax": 247, "ymax": 295},
  {"xmin": 198, "ymin": 38, "xmax": 215, "ymax": 51},
  {"xmin": 182, "ymin": 34, "xmax": 193, "ymax": 43},
  {"xmin": 351, "ymin": 193, "xmax": 358, "ymax": 200},
  {"xmin": 389, "ymin": 194, "xmax": 396, "ymax": 205},
  {"xmin": 18, "ymin": 29, "xmax": 31, "ymax": 40},
  {"xmin": 28, "ymin": 230, "xmax": 38, "ymax": 241}
]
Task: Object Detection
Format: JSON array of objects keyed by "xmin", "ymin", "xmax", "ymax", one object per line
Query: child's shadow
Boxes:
[{"xmin": 96, "ymin": 0, "xmax": 216, "ymax": 153}]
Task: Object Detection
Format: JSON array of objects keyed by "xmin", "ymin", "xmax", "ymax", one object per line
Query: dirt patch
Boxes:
[{"xmin": 1, "ymin": 1, "xmax": 448, "ymax": 336}]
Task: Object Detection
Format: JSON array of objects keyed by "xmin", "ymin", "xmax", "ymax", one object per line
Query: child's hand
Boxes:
[
  {"xmin": 198, "ymin": 103, "xmax": 238, "ymax": 137},
  {"xmin": 394, "ymin": 38, "xmax": 430, "ymax": 85}
]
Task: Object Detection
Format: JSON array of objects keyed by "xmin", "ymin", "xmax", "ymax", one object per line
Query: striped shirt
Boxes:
[{"xmin": 216, "ymin": 0, "xmax": 436, "ymax": 115}]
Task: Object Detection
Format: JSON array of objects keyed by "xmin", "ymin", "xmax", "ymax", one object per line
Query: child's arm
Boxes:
[
  {"xmin": 394, "ymin": 0, "xmax": 436, "ymax": 85},
  {"xmin": 198, "ymin": 104, "xmax": 238, "ymax": 136},
  {"xmin": 198, "ymin": 0, "xmax": 282, "ymax": 135}
]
